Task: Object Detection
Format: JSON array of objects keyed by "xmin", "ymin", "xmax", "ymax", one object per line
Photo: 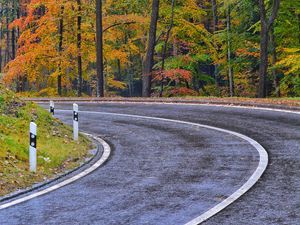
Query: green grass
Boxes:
[{"xmin": 0, "ymin": 86, "xmax": 92, "ymax": 196}]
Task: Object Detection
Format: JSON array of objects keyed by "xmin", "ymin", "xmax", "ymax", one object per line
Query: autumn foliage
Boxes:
[
  {"xmin": 153, "ymin": 69, "xmax": 192, "ymax": 83},
  {"xmin": 3, "ymin": 0, "xmax": 147, "ymax": 95},
  {"xmin": 0, "ymin": 0, "xmax": 299, "ymax": 97}
]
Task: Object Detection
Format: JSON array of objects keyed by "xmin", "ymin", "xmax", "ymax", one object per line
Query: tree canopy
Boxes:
[{"xmin": 0, "ymin": 0, "xmax": 299, "ymax": 97}]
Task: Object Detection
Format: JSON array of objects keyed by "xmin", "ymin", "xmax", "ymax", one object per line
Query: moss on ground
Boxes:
[{"xmin": 0, "ymin": 86, "xmax": 92, "ymax": 196}]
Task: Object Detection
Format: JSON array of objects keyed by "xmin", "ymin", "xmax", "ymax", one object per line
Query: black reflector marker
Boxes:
[{"xmin": 50, "ymin": 101, "xmax": 55, "ymax": 115}]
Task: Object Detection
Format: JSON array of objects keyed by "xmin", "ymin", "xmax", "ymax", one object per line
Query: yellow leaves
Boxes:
[
  {"xmin": 277, "ymin": 48, "xmax": 300, "ymax": 75},
  {"xmin": 283, "ymin": 48, "xmax": 300, "ymax": 54},
  {"xmin": 104, "ymin": 14, "xmax": 146, "ymax": 27},
  {"xmin": 106, "ymin": 49, "xmax": 128, "ymax": 64},
  {"xmin": 127, "ymin": 41, "xmax": 140, "ymax": 54},
  {"xmin": 107, "ymin": 77, "xmax": 127, "ymax": 90},
  {"xmin": 179, "ymin": 0, "xmax": 206, "ymax": 22},
  {"xmin": 37, "ymin": 87, "xmax": 59, "ymax": 97},
  {"xmin": 50, "ymin": 70, "xmax": 59, "ymax": 79},
  {"xmin": 172, "ymin": 19, "xmax": 216, "ymax": 60}
]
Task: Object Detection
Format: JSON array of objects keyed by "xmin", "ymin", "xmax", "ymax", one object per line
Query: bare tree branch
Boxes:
[
  {"xmin": 268, "ymin": 0, "xmax": 280, "ymax": 30},
  {"xmin": 103, "ymin": 21, "xmax": 137, "ymax": 33}
]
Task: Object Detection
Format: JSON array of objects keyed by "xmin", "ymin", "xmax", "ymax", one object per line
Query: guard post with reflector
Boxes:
[
  {"xmin": 73, "ymin": 104, "xmax": 79, "ymax": 141},
  {"xmin": 49, "ymin": 101, "xmax": 55, "ymax": 115},
  {"xmin": 29, "ymin": 122, "xmax": 37, "ymax": 173}
]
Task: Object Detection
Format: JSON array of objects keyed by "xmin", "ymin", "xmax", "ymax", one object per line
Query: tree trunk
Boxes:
[
  {"xmin": 211, "ymin": 0, "xmax": 219, "ymax": 86},
  {"xmin": 259, "ymin": 24, "xmax": 268, "ymax": 98},
  {"xmin": 11, "ymin": 28, "xmax": 15, "ymax": 60},
  {"xmin": 0, "ymin": 4, "xmax": 3, "ymax": 73},
  {"xmin": 77, "ymin": 0, "xmax": 82, "ymax": 97},
  {"xmin": 58, "ymin": 5, "xmax": 64, "ymax": 96},
  {"xmin": 298, "ymin": 13, "xmax": 300, "ymax": 44},
  {"xmin": 258, "ymin": 0, "xmax": 280, "ymax": 98},
  {"xmin": 5, "ymin": 1, "xmax": 10, "ymax": 65},
  {"xmin": 96, "ymin": 0, "xmax": 104, "ymax": 97},
  {"xmin": 227, "ymin": 4, "xmax": 234, "ymax": 97},
  {"xmin": 159, "ymin": 0, "xmax": 175, "ymax": 97},
  {"xmin": 16, "ymin": 3, "xmax": 20, "ymax": 41},
  {"xmin": 270, "ymin": 25, "xmax": 280, "ymax": 97},
  {"xmin": 11, "ymin": 0, "xmax": 16, "ymax": 60},
  {"xmin": 142, "ymin": 0, "xmax": 160, "ymax": 97},
  {"xmin": 211, "ymin": 0, "xmax": 218, "ymax": 31}
]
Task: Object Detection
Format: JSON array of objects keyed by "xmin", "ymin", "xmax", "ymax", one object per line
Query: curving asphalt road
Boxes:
[{"xmin": 0, "ymin": 103, "xmax": 299, "ymax": 225}]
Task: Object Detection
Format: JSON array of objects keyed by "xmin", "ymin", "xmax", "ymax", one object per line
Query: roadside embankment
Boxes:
[{"xmin": 0, "ymin": 87, "xmax": 92, "ymax": 196}]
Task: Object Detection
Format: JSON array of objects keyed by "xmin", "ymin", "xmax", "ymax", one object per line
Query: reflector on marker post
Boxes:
[
  {"xmin": 49, "ymin": 101, "xmax": 55, "ymax": 115},
  {"xmin": 29, "ymin": 122, "xmax": 37, "ymax": 173},
  {"xmin": 73, "ymin": 103, "xmax": 79, "ymax": 141}
]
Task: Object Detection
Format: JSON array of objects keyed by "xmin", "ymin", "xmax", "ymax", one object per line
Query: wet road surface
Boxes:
[{"xmin": 0, "ymin": 103, "xmax": 299, "ymax": 224}]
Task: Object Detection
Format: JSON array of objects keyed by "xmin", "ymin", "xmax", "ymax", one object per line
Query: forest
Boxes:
[{"xmin": 0, "ymin": 0, "xmax": 299, "ymax": 98}]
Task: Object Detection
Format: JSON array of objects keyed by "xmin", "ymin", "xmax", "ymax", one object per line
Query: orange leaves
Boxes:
[
  {"xmin": 152, "ymin": 69, "xmax": 194, "ymax": 97},
  {"xmin": 153, "ymin": 69, "xmax": 192, "ymax": 83},
  {"xmin": 5, "ymin": 0, "xmax": 69, "ymax": 87},
  {"xmin": 4, "ymin": 0, "xmax": 150, "ymax": 94},
  {"xmin": 236, "ymin": 48, "xmax": 260, "ymax": 58},
  {"xmin": 235, "ymin": 41, "xmax": 260, "ymax": 59},
  {"xmin": 169, "ymin": 87, "xmax": 198, "ymax": 96},
  {"xmin": 9, "ymin": 18, "xmax": 24, "ymax": 30}
]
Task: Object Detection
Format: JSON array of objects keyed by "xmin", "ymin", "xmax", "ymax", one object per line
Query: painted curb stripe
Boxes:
[
  {"xmin": 0, "ymin": 136, "xmax": 111, "ymax": 210},
  {"xmin": 59, "ymin": 110, "xmax": 268, "ymax": 225}
]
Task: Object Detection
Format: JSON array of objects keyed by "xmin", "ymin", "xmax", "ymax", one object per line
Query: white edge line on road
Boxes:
[
  {"xmin": 49, "ymin": 101, "xmax": 300, "ymax": 115},
  {"xmin": 0, "ymin": 135, "xmax": 111, "ymax": 210},
  {"xmin": 191, "ymin": 103, "xmax": 300, "ymax": 115},
  {"xmin": 62, "ymin": 110, "xmax": 269, "ymax": 225}
]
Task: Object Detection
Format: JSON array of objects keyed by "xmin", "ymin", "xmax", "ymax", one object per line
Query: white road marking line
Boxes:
[
  {"xmin": 193, "ymin": 103, "xmax": 300, "ymax": 115},
  {"xmin": 58, "ymin": 110, "xmax": 268, "ymax": 225},
  {"xmin": 48, "ymin": 100, "xmax": 300, "ymax": 115},
  {"xmin": 0, "ymin": 136, "xmax": 111, "ymax": 210}
]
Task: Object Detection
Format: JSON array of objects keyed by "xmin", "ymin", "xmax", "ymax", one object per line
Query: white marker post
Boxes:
[
  {"xmin": 29, "ymin": 122, "xmax": 37, "ymax": 173},
  {"xmin": 49, "ymin": 101, "xmax": 55, "ymax": 115},
  {"xmin": 73, "ymin": 103, "xmax": 79, "ymax": 141}
]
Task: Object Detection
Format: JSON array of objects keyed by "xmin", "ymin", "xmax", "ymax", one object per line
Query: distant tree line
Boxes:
[{"xmin": 0, "ymin": 0, "xmax": 299, "ymax": 98}]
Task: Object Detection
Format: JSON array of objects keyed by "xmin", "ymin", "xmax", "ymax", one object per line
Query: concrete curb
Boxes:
[{"xmin": 0, "ymin": 134, "xmax": 111, "ymax": 210}]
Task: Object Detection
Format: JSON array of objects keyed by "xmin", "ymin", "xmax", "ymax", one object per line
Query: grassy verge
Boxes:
[{"xmin": 0, "ymin": 87, "xmax": 92, "ymax": 196}]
